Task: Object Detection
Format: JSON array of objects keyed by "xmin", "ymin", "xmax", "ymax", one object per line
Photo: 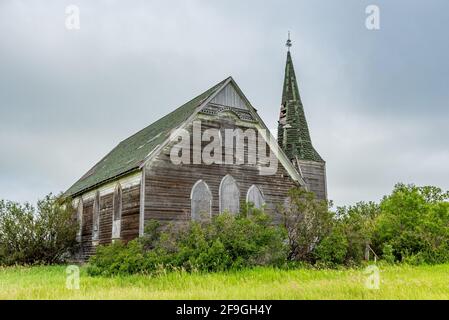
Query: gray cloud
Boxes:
[{"xmin": 0, "ymin": 0, "xmax": 448, "ymax": 206}]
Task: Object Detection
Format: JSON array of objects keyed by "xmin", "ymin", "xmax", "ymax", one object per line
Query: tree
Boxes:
[
  {"xmin": 279, "ymin": 188, "xmax": 333, "ymax": 262},
  {"xmin": 373, "ymin": 184, "xmax": 449, "ymax": 264},
  {"xmin": 0, "ymin": 194, "xmax": 79, "ymax": 265},
  {"xmin": 335, "ymin": 202, "xmax": 380, "ymax": 264}
]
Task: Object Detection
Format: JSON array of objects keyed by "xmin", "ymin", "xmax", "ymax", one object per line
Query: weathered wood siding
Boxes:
[
  {"xmin": 210, "ymin": 83, "xmax": 248, "ymax": 110},
  {"xmin": 297, "ymin": 160, "xmax": 327, "ymax": 200},
  {"xmin": 144, "ymin": 113, "xmax": 300, "ymax": 227},
  {"xmin": 98, "ymin": 193, "xmax": 113, "ymax": 246},
  {"xmin": 80, "ymin": 198, "xmax": 94, "ymax": 260},
  {"xmin": 79, "ymin": 184, "xmax": 140, "ymax": 260},
  {"xmin": 120, "ymin": 185, "xmax": 141, "ymax": 242}
]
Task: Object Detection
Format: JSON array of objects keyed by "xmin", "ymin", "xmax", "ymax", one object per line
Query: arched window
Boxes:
[
  {"xmin": 246, "ymin": 185, "xmax": 265, "ymax": 209},
  {"xmin": 92, "ymin": 191, "xmax": 100, "ymax": 241},
  {"xmin": 219, "ymin": 174, "xmax": 240, "ymax": 214},
  {"xmin": 76, "ymin": 198, "xmax": 83, "ymax": 242},
  {"xmin": 112, "ymin": 184, "xmax": 122, "ymax": 239},
  {"xmin": 190, "ymin": 180, "xmax": 212, "ymax": 221}
]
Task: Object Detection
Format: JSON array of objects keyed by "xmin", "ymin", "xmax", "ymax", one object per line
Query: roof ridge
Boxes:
[{"xmin": 118, "ymin": 77, "xmax": 228, "ymax": 146}]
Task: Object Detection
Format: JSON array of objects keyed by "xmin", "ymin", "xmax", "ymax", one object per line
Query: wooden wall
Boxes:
[
  {"xmin": 78, "ymin": 184, "xmax": 140, "ymax": 260},
  {"xmin": 144, "ymin": 113, "xmax": 300, "ymax": 227},
  {"xmin": 297, "ymin": 160, "xmax": 327, "ymax": 200},
  {"xmin": 120, "ymin": 185, "xmax": 141, "ymax": 242},
  {"xmin": 80, "ymin": 198, "xmax": 94, "ymax": 260},
  {"xmin": 210, "ymin": 83, "xmax": 247, "ymax": 110},
  {"xmin": 98, "ymin": 193, "xmax": 113, "ymax": 246}
]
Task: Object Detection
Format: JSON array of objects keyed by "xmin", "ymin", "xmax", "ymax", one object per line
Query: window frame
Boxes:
[
  {"xmin": 190, "ymin": 179, "xmax": 212, "ymax": 221},
  {"xmin": 112, "ymin": 184, "xmax": 122, "ymax": 239},
  {"xmin": 246, "ymin": 184, "xmax": 265, "ymax": 210},
  {"xmin": 219, "ymin": 174, "xmax": 240, "ymax": 214},
  {"xmin": 92, "ymin": 191, "xmax": 100, "ymax": 241},
  {"xmin": 76, "ymin": 198, "xmax": 83, "ymax": 241}
]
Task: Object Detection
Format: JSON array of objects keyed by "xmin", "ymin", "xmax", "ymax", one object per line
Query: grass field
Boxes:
[{"xmin": 0, "ymin": 264, "xmax": 448, "ymax": 299}]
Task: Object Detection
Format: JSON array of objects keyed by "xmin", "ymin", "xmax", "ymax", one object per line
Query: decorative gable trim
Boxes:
[{"xmin": 200, "ymin": 104, "xmax": 256, "ymax": 122}]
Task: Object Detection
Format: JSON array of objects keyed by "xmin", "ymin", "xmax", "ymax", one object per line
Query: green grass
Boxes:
[{"xmin": 0, "ymin": 264, "xmax": 448, "ymax": 299}]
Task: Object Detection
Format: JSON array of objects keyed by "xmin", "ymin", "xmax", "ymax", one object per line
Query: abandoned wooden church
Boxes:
[{"xmin": 66, "ymin": 46, "xmax": 327, "ymax": 258}]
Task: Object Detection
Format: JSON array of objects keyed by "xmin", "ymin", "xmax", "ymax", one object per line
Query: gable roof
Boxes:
[{"xmin": 65, "ymin": 77, "xmax": 229, "ymax": 197}]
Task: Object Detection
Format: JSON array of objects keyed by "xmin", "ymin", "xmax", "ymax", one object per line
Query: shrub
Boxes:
[
  {"xmin": 280, "ymin": 189, "xmax": 380, "ymax": 267},
  {"xmin": 381, "ymin": 244, "xmax": 395, "ymax": 264},
  {"xmin": 87, "ymin": 240, "xmax": 147, "ymax": 276},
  {"xmin": 373, "ymin": 184, "xmax": 449, "ymax": 264},
  {"xmin": 401, "ymin": 251, "xmax": 426, "ymax": 266},
  {"xmin": 88, "ymin": 208, "xmax": 287, "ymax": 276},
  {"xmin": 334, "ymin": 202, "xmax": 380, "ymax": 265},
  {"xmin": 313, "ymin": 225, "xmax": 348, "ymax": 266},
  {"xmin": 87, "ymin": 183, "xmax": 449, "ymax": 274},
  {"xmin": 279, "ymin": 188, "xmax": 333, "ymax": 262},
  {"xmin": 0, "ymin": 194, "xmax": 78, "ymax": 265}
]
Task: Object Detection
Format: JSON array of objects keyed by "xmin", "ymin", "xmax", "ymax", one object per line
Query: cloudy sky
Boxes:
[{"xmin": 1, "ymin": 0, "xmax": 448, "ymax": 207}]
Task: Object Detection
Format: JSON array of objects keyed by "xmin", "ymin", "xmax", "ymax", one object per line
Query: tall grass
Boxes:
[{"xmin": 0, "ymin": 264, "xmax": 448, "ymax": 300}]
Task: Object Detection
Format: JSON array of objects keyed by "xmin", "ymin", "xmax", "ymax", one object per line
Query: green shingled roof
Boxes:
[
  {"xmin": 277, "ymin": 51, "xmax": 324, "ymax": 163},
  {"xmin": 65, "ymin": 77, "xmax": 229, "ymax": 196}
]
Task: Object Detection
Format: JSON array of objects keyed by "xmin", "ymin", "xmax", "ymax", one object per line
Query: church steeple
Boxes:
[{"xmin": 278, "ymin": 36, "xmax": 323, "ymax": 163}]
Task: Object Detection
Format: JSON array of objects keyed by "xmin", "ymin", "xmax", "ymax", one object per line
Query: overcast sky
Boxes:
[{"xmin": 1, "ymin": 0, "xmax": 448, "ymax": 207}]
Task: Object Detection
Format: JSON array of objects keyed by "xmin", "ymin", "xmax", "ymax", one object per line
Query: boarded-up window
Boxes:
[
  {"xmin": 246, "ymin": 185, "xmax": 265, "ymax": 209},
  {"xmin": 76, "ymin": 198, "xmax": 83, "ymax": 241},
  {"xmin": 112, "ymin": 184, "xmax": 122, "ymax": 239},
  {"xmin": 92, "ymin": 191, "xmax": 100, "ymax": 241},
  {"xmin": 219, "ymin": 175, "xmax": 240, "ymax": 214},
  {"xmin": 191, "ymin": 180, "xmax": 212, "ymax": 221}
]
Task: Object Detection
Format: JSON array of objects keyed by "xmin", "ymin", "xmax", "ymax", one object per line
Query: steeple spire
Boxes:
[{"xmin": 277, "ymin": 36, "xmax": 323, "ymax": 163}]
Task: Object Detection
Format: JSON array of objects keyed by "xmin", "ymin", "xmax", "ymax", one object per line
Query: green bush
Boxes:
[
  {"xmin": 401, "ymin": 251, "xmax": 427, "ymax": 266},
  {"xmin": 334, "ymin": 202, "xmax": 380, "ymax": 265},
  {"xmin": 85, "ymin": 183, "xmax": 449, "ymax": 274},
  {"xmin": 87, "ymin": 240, "xmax": 149, "ymax": 276},
  {"xmin": 373, "ymin": 184, "xmax": 449, "ymax": 265},
  {"xmin": 278, "ymin": 189, "xmax": 379, "ymax": 267},
  {"xmin": 279, "ymin": 188, "xmax": 333, "ymax": 262},
  {"xmin": 87, "ymin": 209, "xmax": 288, "ymax": 276},
  {"xmin": 381, "ymin": 244, "xmax": 395, "ymax": 264},
  {"xmin": 0, "ymin": 194, "xmax": 78, "ymax": 265},
  {"xmin": 313, "ymin": 226, "xmax": 348, "ymax": 266}
]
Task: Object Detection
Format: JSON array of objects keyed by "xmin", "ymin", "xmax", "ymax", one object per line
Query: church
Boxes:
[{"xmin": 66, "ymin": 41, "xmax": 327, "ymax": 259}]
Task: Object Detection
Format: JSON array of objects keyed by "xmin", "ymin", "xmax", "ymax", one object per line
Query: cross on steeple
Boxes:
[{"xmin": 285, "ymin": 31, "xmax": 292, "ymax": 51}]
